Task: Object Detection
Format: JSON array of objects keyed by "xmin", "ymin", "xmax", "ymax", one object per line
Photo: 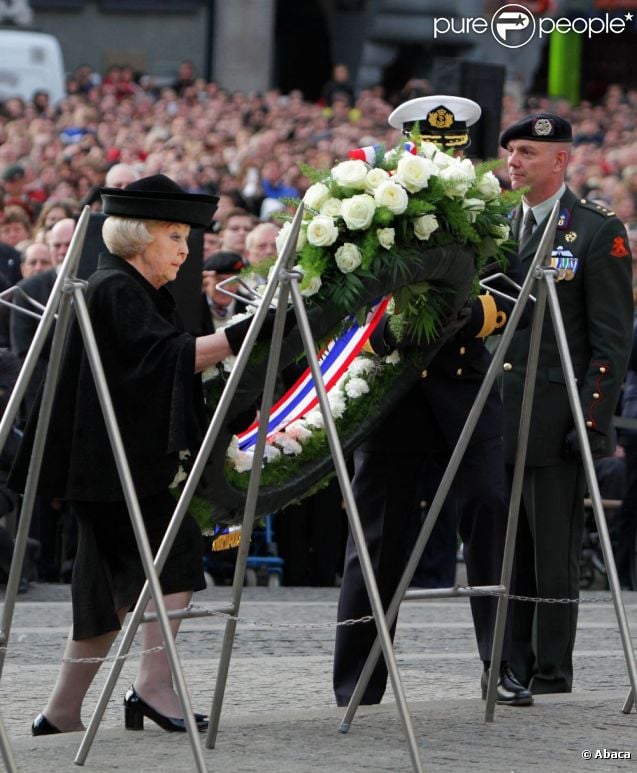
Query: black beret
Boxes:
[
  {"xmin": 2, "ymin": 164, "xmax": 24, "ymax": 182},
  {"xmin": 101, "ymin": 173, "xmax": 218, "ymax": 228},
  {"xmin": 499, "ymin": 113, "xmax": 573, "ymax": 148},
  {"xmin": 203, "ymin": 251, "xmax": 245, "ymax": 274}
]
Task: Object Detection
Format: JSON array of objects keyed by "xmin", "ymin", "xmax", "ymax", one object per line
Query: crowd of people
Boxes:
[{"xmin": 0, "ymin": 63, "xmax": 636, "ymax": 595}]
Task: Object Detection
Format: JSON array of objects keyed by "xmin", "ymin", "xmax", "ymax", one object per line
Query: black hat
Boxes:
[
  {"xmin": 203, "ymin": 251, "xmax": 245, "ymax": 274},
  {"xmin": 499, "ymin": 113, "xmax": 573, "ymax": 148},
  {"xmin": 101, "ymin": 173, "xmax": 218, "ymax": 228}
]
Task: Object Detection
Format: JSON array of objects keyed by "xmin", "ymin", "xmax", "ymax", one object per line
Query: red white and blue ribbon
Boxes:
[
  {"xmin": 237, "ymin": 296, "xmax": 391, "ymax": 451},
  {"xmin": 347, "ymin": 142, "xmax": 417, "ymax": 165}
]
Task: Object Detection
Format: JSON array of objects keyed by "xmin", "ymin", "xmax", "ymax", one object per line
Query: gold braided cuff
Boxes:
[{"xmin": 475, "ymin": 294, "xmax": 498, "ymax": 338}]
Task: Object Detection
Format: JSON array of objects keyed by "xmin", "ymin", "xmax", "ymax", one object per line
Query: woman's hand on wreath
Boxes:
[{"xmin": 224, "ymin": 307, "xmax": 297, "ymax": 355}]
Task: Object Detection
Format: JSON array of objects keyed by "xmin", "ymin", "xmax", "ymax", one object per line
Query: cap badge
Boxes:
[
  {"xmin": 427, "ymin": 107, "xmax": 454, "ymax": 130},
  {"xmin": 533, "ymin": 118, "xmax": 553, "ymax": 137}
]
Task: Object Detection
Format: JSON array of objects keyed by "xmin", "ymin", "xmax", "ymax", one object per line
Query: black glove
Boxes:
[
  {"xmin": 224, "ymin": 307, "xmax": 296, "ymax": 355},
  {"xmin": 395, "ymin": 305, "xmax": 472, "ymax": 353},
  {"xmin": 562, "ymin": 427, "xmax": 607, "ymax": 461}
]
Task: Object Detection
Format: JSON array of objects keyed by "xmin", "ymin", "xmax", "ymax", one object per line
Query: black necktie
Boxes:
[{"xmin": 518, "ymin": 209, "xmax": 536, "ymax": 250}]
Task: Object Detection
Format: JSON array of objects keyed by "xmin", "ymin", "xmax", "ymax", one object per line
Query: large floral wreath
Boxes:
[{"xmin": 174, "ymin": 139, "xmax": 519, "ymax": 527}]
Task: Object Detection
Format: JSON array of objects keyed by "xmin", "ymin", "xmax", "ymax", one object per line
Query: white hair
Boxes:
[{"xmin": 102, "ymin": 217, "xmax": 156, "ymax": 258}]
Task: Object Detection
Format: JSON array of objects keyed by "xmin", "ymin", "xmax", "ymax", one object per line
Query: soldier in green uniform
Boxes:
[{"xmin": 500, "ymin": 113, "xmax": 633, "ymax": 694}]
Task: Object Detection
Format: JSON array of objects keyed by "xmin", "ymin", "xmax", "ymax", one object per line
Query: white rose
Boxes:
[
  {"xmin": 275, "ymin": 219, "xmax": 307, "ymax": 255},
  {"xmin": 306, "ymin": 214, "xmax": 338, "ymax": 246},
  {"xmin": 419, "ymin": 142, "xmax": 439, "ymax": 160},
  {"xmin": 298, "ymin": 270, "xmax": 322, "ymax": 297},
  {"xmin": 439, "ymin": 165, "xmax": 473, "ymax": 198},
  {"xmin": 319, "ymin": 197, "xmax": 342, "ymax": 218},
  {"xmin": 302, "ymin": 182, "xmax": 330, "ymax": 211},
  {"xmin": 476, "ymin": 170, "xmax": 501, "ymax": 200},
  {"xmin": 364, "ymin": 167, "xmax": 390, "ymax": 194},
  {"xmin": 344, "ymin": 376, "xmax": 370, "ymax": 399},
  {"xmin": 395, "ymin": 153, "xmax": 437, "ymax": 193},
  {"xmin": 331, "ymin": 159, "xmax": 368, "ymax": 189},
  {"xmin": 335, "ymin": 242, "xmax": 362, "ymax": 273},
  {"xmin": 432, "ymin": 151, "xmax": 454, "ymax": 170},
  {"xmin": 458, "ymin": 157, "xmax": 477, "ymax": 183},
  {"xmin": 492, "ymin": 223, "xmax": 510, "ymax": 245},
  {"xmin": 413, "ymin": 214, "xmax": 439, "ymax": 241},
  {"xmin": 340, "ymin": 193, "xmax": 376, "ymax": 230},
  {"xmin": 374, "ymin": 180, "xmax": 408, "ymax": 214},
  {"xmin": 376, "ymin": 227, "xmax": 395, "ymax": 250},
  {"xmin": 462, "ymin": 197, "xmax": 486, "ymax": 223}
]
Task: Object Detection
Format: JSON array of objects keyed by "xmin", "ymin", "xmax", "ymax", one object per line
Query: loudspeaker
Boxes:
[
  {"xmin": 431, "ymin": 58, "xmax": 505, "ymax": 159},
  {"xmin": 78, "ymin": 213, "xmax": 205, "ymax": 334}
]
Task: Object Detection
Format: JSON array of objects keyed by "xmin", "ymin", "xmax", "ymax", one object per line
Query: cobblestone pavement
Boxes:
[{"xmin": 0, "ymin": 583, "xmax": 636, "ymax": 772}]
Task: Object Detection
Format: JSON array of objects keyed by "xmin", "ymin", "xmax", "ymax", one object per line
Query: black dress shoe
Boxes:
[
  {"xmin": 481, "ymin": 665, "xmax": 533, "ymax": 706},
  {"xmin": 124, "ymin": 686, "xmax": 208, "ymax": 732},
  {"xmin": 32, "ymin": 713, "xmax": 61, "ymax": 736}
]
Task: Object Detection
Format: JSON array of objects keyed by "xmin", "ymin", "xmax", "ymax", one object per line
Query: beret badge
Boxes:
[{"xmin": 533, "ymin": 118, "xmax": 553, "ymax": 137}]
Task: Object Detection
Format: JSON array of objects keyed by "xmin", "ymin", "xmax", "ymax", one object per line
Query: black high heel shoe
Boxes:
[
  {"xmin": 32, "ymin": 713, "xmax": 61, "ymax": 736},
  {"xmin": 123, "ymin": 686, "xmax": 208, "ymax": 733}
]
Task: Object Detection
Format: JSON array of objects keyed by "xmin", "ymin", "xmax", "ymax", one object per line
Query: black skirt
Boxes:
[{"xmin": 71, "ymin": 490, "xmax": 206, "ymax": 640}]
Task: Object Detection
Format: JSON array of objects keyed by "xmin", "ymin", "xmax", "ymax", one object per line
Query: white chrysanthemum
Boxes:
[
  {"xmin": 232, "ymin": 450, "xmax": 254, "ymax": 473},
  {"xmin": 395, "ymin": 153, "xmax": 437, "ymax": 193},
  {"xmin": 476, "ymin": 170, "xmax": 501, "ymax": 200},
  {"xmin": 263, "ymin": 444, "xmax": 282, "ymax": 462},
  {"xmin": 376, "ymin": 227, "xmax": 395, "ymax": 249},
  {"xmin": 275, "ymin": 219, "xmax": 307, "ymax": 255},
  {"xmin": 462, "ymin": 197, "xmax": 486, "ymax": 223},
  {"xmin": 328, "ymin": 391, "xmax": 346, "ymax": 418},
  {"xmin": 348, "ymin": 357, "xmax": 375, "ymax": 377},
  {"xmin": 340, "ymin": 193, "xmax": 376, "ymax": 231},
  {"xmin": 364, "ymin": 167, "xmax": 390, "ymax": 194},
  {"xmin": 306, "ymin": 214, "xmax": 339, "ymax": 246},
  {"xmin": 374, "ymin": 180, "xmax": 408, "ymax": 214},
  {"xmin": 305, "ymin": 410, "xmax": 325, "ymax": 429},
  {"xmin": 344, "ymin": 376, "xmax": 370, "ymax": 399},
  {"xmin": 271, "ymin": 432, "xmax": 303, "ymax": 456},
  {"xmin": 319, "ymin": 197, "xmax": 343, "ymax": 218},
  {"xmin": 413, "ymin": 214, "xmax": 439, "ymax": 241},
  {"xmin": 335, "ymin": 242, "xmax": 362, "ymax": 273},
  {"xmin": 302, "ymin": 182, "xmax": 330, "ymax": 211},
  {"xmin": 385, "ymin": 350, "xmax": 401, "ymax": 365},
  {"xmin": 285, "ymin": 421, "xmax": 313, "ymax": 443},
  {"xmin": 331, "ymin": 159, "xmax": 368, "ymax": 189}
]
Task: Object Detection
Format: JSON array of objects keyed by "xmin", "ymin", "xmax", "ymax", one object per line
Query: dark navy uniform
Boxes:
[
  {"xmin": 502, "ymin": 187, "xmax": 633, "ymax": 693},
  {"xmin": 334, "ymin": 255, "xmax": 528, "ymax": 705}
]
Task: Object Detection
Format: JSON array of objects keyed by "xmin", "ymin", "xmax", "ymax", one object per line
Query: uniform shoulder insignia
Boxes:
[
  {"xmin": 578, "ymin": 198, "xmax": 615, "ymax": 217},
  {"xmin": 610, "ymin": 236, "xmax": 630, "ymax": 258}
]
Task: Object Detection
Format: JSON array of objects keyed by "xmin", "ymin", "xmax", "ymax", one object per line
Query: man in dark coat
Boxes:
[
  {"xmin": 500, "ymin": 113, "xmax": 633, "ymax": 694},
  {"xmin": 333, "ymin": 95, "xmax": 533, "ymax": 709}
]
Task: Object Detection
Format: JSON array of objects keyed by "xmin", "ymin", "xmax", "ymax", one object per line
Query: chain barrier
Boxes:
[{"xmin": 3, "ymin": 587, "xmax": 620, "ymax": 664}]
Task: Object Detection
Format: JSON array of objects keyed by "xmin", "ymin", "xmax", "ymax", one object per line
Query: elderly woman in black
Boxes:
[{"xmin": 19, "ymin": 175, "xmax": 255, "ymax": 736}]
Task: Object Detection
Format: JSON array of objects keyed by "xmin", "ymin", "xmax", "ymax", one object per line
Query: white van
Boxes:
[{"xmin": 0, "ymin": 29, "xmax": 66, "ymax": 104}]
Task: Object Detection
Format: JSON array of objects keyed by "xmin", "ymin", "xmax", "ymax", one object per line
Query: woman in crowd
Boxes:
[{"xmin": 11, "ymin": 174, "xmax": 256, "ymax": 735}]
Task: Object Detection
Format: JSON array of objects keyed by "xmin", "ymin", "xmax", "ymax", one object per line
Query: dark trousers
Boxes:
[
  {"xmin": 333, "ymin": 425, "xmax": 511, "ymax": 706},
  {"xmin": 509, "ymin": 463, "xmax": 586, "ymax": 693},
  {"xmin": 616, "ymin": 444, "xmax": 637, "ymax": 588}
]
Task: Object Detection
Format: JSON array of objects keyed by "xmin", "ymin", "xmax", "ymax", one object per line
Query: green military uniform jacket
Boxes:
[{"xmin": 502, "ymin": 186, "xmax": 633, "ymax": 466}]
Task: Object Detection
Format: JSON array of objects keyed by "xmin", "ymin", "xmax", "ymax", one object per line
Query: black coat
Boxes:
[{"xmin": 11, "ymin": 253, "xmax": 207, "ymax": 502}]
